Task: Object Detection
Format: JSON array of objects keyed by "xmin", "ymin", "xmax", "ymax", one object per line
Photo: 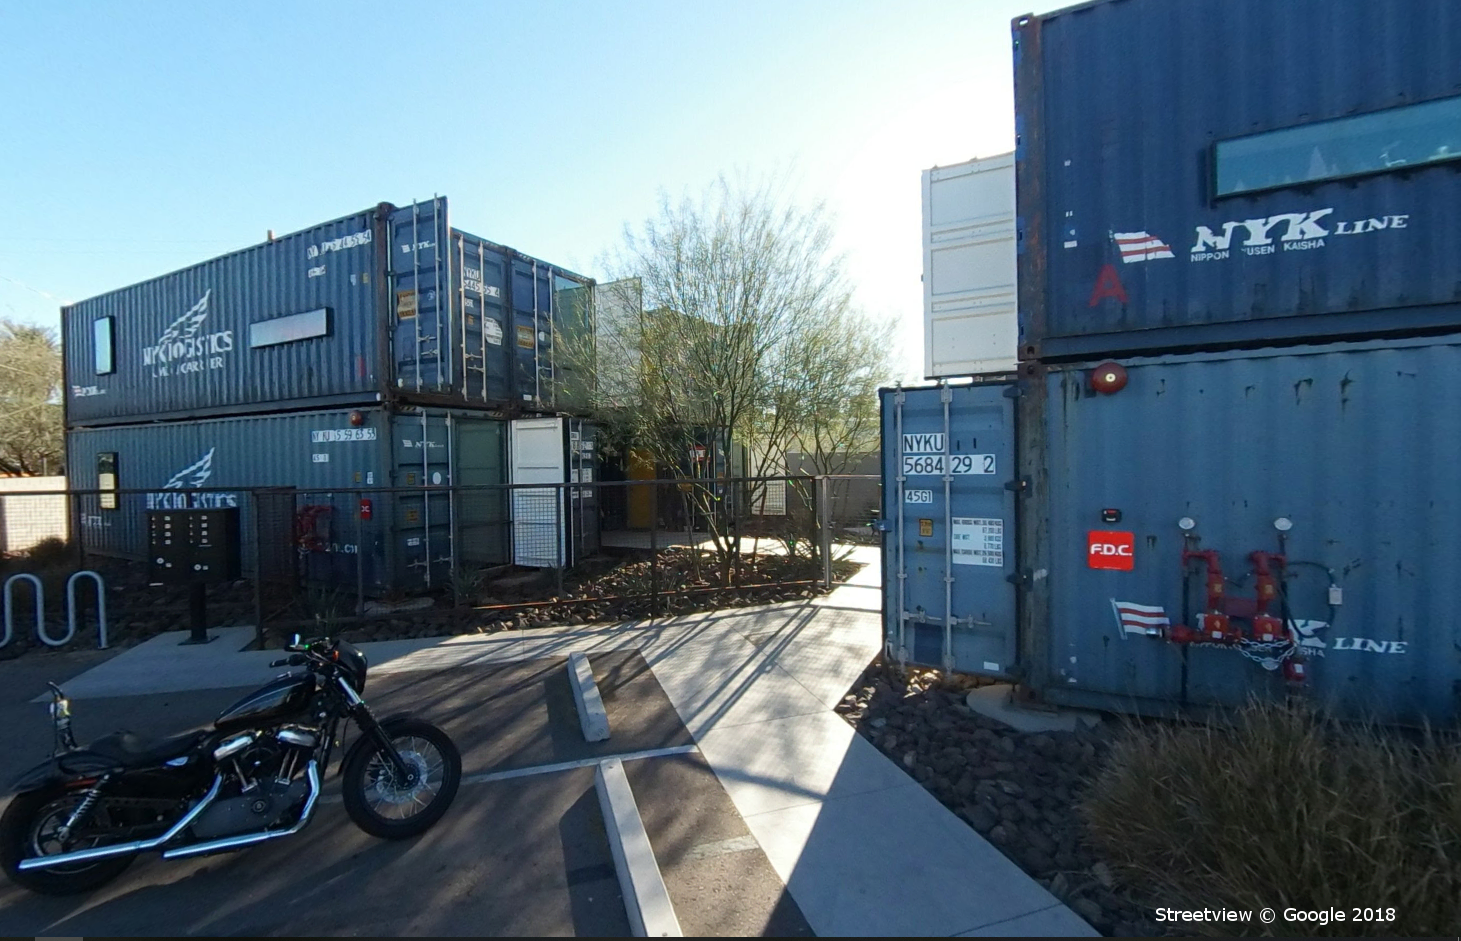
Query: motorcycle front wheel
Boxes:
[
  {"xmin": 0, "ymin": 785, "xmax": 135, "ymax": 895},
  {"xmin": 341, "ymin": 718, "xmax": 461, "ymax": 839}
]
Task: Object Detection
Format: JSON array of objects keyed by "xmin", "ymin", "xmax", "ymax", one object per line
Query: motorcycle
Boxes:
[{"xmin": 0, "ymin": 634, "xmax": 461, "ymax": 895}]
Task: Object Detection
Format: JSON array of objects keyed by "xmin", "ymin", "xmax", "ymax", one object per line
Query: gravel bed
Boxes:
[{"xmin": 835, "ymin": 655, "xmax": 1169, "ymax": 937}]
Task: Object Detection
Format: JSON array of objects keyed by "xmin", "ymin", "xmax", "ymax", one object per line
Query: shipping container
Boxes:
[
  {"xmin": 66, "ymin": 405, "xmax": 599, "ymax": 593},
  {"xmin": 1014, "ymin": 0, "xmax": 1461, "ymax": 361},
  {"xmin": 879, "ymin": 379, "xmax": 1019, "ymax": 676},
  {"xmin": 922, "ymin": 154, "xmax": 1018, "ymax": 377},
  {"xmin": 63, "ymin": 198, "xmax": 594, "ymax": 426},
  {"xmin": 881, "ymin": 336, "xmax": 1461, "ymax": 725}
]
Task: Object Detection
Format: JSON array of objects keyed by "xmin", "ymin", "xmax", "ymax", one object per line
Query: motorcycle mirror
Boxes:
[{"xmin": 291, "ymin": 633, "xmax": 301, "ymax": 647}]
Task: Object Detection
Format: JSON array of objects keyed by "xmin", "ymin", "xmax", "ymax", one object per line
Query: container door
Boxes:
[
  {"xmin": 455, "ymin": 236, "xmax": 511, "ymax": 404},
  {"xmin": 390, "ymin": 199, "xmax": 452, "ymax": 395},
  {"xmin": 455, "ymin": 418, "xmax": 508, "ymax": 565},
  {"xmin": 509, "ymin": 417, "xmax": 566, "ymax": 567},
  {"xmin": 881, "ymin": 382, "xmax": 1017, "ymax": 676},
  {"xmin": 392, "ymin": 413, "xmax": 453, "ymax": 588},
  {"xmin": 567, "ymin": 420, "xmax": 600, "ymax": 563},
  {"xmin": 509, "ymin": 260, "xmax": 553, "ymax": 406}
]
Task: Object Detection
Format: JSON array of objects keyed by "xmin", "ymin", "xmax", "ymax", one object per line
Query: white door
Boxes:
[{"xmin": 510, "ymin": 417, "xmax": 565, "ymax": 567}]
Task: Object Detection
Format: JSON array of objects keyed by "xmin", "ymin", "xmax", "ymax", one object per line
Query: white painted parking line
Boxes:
[
  {"xmin": 683, "ymin": 834, "xmax": 759, "ymax": 862},
  {"xmin": 570, "ymin": 651, "xmax": 612, "ymax": 742},
  {"xmin": 319, "ymin": 745, "xmax": 698, "ymax": 804},
  {"xmin": 596, "ymin": 757, "xmax": 683, "ymax": 938}
]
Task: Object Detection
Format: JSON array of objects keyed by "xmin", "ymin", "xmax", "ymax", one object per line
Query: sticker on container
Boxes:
[
  {"xmin": 901, "ymin": 454, "xmax": 996, "ymax": 476},
  {"xmin": 570, "ymin": 469, "xmax": 580, "ymax": 483},
  {"xmin": 952, "ymin": 517, "xmax": 1004, "ymax": 566},
  {"xmin": 902, "ymin": 433, "xmax": 944, "ymax": 454},
  {"xmin": 581, "ymin": 468, "xmax": 593, "ymax": 482},
  {"xmin": 405, "ymin": 508, "xmax": 419, "ymax": 522},
  {"xmin": 432, "ymin": 471, "xmax": 442, "ymax": 485},
  {"xmin": 396, "ymin": 289, "xmax": 417, "ymax": 319},
  {"xmin": 406, "ymin": 537, "xmax": 420, "ymax": 546},
  {"xmin": 517, "ymin": 325, "xmax": 535, "ymax": 349},
  {"xmin": 366, "ymin": 472, "xmax": 374, "ymax": 485},
  {"xmin": 484, "ymin": 318, "xmax": 503, "ymax": 346},
  {"xmin": 312, "ymin": 453, "xmax": 329, "ymax": 463},
  {"xmin": 983, "ymin": 661, "xmax": 1000, "ymax": 672},
  {"xmin": 1087, "ymin": 530, "xmax": 1135, "ymax": 571},
  {"xmin": 918, "ymin": 518, "xmax": 933, "ymax": 537},
  {"xmin": 905, "ymin": 489, "xmax": 933, "ymax": 504},
  {"xmin": 311, "ymin": 428, "xmax": 377, "ymax": 442}
]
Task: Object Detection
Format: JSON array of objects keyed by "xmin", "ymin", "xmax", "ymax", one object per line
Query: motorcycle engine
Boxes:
[{"xmin": 193, "ymin": 731, "xmax": 315, "ymax": 840}]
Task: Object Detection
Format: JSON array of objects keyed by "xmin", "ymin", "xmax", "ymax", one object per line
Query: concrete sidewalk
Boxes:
[{"xmin": 46, "ymin": 546, "xmax": 1093, "ymax": 937}]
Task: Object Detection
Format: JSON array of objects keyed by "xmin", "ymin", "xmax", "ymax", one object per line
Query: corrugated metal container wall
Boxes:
[
  {"xmin": 64, "ymin": 208, "xmax": 385, "ymax": 425},
  {"xmin": 66, "ymin": 407, "xmax": 509, "ymax": 592},
  {"xmin": 922, "ymin": 154, "xmax": 1018, "ymax": 377},
  {"xmin": 1014, "ymin": 0, "xmax": 1461, "ymax": 360},
  {"xmin": 64, "ymin": 198, "xmax": 595, "ymax": 425},
  {"xmin": 1016, "ymin": 337, "xmax": 1461, "ymax": 724}
]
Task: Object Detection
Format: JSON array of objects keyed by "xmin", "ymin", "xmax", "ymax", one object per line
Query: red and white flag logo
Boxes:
[
  {"xmin": 1112, "ymin": 231, "xmax": 1175, "ymax": 263},
  {"xmin": 1111, "ymin": 600, "xmax": 1169, "ymax": 637}
]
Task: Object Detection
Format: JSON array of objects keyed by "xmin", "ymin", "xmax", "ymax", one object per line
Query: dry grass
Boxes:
[{"xmin": 1082, "ymin": 699, "xmax": 1461, "ymax": 936}]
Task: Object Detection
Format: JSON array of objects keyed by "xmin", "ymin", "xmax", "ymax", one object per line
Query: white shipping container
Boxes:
[{"xmin": 922, "ymin": 154, "xmax": 1018, "ymax": 378}]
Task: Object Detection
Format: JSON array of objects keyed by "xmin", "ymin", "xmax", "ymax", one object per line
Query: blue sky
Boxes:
[{"xmin": 1, "ymin": 0, "xmax": 1041, "ymax": 380}]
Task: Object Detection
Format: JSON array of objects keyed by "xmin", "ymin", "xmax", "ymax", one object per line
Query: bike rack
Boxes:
[
  {"xmin": 0, "ymin": 570, "xmax": 109, "ymax": 649},
  {"xmin": 2, "ymin": 573, "xmax": 42, "ymax": 649},
  {"xmin": 65, "ymin": 570, "xmax": 108, "ymax": 649}
]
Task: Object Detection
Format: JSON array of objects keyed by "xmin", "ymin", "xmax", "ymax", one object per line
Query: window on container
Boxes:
[
  {"xmin": 1214, "ymin": 94, "xmax": 1461, "ymax": 197},
  {"xmin": 249, "ymin": 307, "xmax": 331, "ymax": 348},
  {"xmin": 94, "ymin": 318, "xmax": 115, "ymax": 375},
  {"xmin": 98, "ymin": 453, "xmax": 118, "ymax": 510}
]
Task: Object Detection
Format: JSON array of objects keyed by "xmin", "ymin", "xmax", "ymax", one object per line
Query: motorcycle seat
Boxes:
[{"xmin": 88, "ymin": 729, "xmax": 211, "ymax": 768}]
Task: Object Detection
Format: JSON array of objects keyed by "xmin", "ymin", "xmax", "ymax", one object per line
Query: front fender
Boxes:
[{"xmin": 340, "ymin": 712, "xmax": 415, "ymax": 773}]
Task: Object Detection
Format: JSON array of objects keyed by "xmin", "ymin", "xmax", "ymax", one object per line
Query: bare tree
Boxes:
[
  {"xmin": 0, "ymin": 321, "xmax": 63, "ymax": 476},
  {"xmin": 567, "ymin": 174, "xmax": 896, "ymax": 580}
]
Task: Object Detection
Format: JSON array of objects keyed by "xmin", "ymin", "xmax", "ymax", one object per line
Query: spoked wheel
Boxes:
[
  {"xmin": 341, "ymin": 719, "xmax": 461, "ymax": 839},
  {"xmin": 0, "ymin": 787, "xmax": 134, "ymax": 895}
]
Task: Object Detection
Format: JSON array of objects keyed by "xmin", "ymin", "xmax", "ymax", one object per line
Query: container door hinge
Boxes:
[
  {"xmin": 1006, "ymin": 570, "xmax": 1030, "ymax": 588},
  {"xmin": 1002, "ymin": 384, "xmax": 1023, "ymax": 399},
  {"xmin": 1004, "ymin": 477, "xmax": 1030, "ymax": 493}
]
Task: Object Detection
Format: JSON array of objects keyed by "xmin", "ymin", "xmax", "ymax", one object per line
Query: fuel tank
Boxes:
[{"xmin": 215, "ymin": 674, "xmax": 316, "ymax": 732}]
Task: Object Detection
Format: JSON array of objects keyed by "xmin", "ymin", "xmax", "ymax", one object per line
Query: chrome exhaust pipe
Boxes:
[
  {"xmin": 162, "ymin": 760, "xmax": 321, "ymax": 860},
  {"xmin": 18, "ymin": 775, "xmax": 224, "ymax": 871}
]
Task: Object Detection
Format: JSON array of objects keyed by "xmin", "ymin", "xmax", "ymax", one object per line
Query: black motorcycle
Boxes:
[{"xmin": 0, "ymin": 635, "xmax": 461, "ymax": 895}]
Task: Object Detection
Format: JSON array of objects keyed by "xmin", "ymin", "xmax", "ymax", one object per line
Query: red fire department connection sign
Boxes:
[{"xmin": 1087, "ymin": 531, "xmax": 1135, "ymax": 571}]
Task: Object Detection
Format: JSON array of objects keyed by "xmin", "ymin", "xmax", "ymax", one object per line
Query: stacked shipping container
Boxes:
[
  {"xmin": 886, "ymin": 0, "xmax": 1461, "ymax": 723},
  {"xmin": 64, "ymin": 197, "xmax": 599, "ymax": 589}
]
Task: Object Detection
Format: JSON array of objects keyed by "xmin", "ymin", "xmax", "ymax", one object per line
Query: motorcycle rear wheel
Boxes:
[{"xmin": 0, "ymin": 785, "xmax": 135, "ymax": 895}]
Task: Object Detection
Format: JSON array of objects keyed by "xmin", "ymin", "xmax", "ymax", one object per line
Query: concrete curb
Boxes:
[
  {"xmin": 570, "ymin": 651, "xmax": 611, "ymax": 742},
  {"xmin": 595, "ymin": 757, "xmax": 682, "ymax": 938}
]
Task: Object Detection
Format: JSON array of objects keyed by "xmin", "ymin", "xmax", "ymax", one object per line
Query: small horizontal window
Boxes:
[
  {"xmin": 1215, "ymin": 94, "xmax": 1461, "ymax": 197},
  {"xmin": 94, "ymin": 318, "xmax": 115, "ymax": 375},
  {"xmin": 249, "ymin": 308, "xmax": 331, "ymax": 348}
]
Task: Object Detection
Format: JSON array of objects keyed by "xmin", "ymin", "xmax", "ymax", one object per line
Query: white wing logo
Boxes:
[
  {"xmin": 163, "ymin": 448, "xmax": 215, "ymax": 489},
  {"xmin": 156, "ymin": 290, "xmax": 211, "ymax": 347}
]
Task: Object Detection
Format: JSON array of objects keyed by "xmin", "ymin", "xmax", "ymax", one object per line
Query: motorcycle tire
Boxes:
[
  {"xmin": 342, "ymin": 718, "xmax": 461, "ymax": 840},
  {"xmin": 0, "ymin": 785, "xmax": 135, "ymax": 895}
]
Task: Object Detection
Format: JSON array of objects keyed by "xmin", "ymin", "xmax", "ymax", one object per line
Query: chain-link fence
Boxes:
[{"xmin": 0, "ymin": 475, "xmax": 878, "ymax": 654}]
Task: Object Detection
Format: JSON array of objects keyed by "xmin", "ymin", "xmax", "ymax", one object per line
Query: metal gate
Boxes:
[{"xmin": 880, "ymin": 380, "xmax": 1018, "ymax": 676}]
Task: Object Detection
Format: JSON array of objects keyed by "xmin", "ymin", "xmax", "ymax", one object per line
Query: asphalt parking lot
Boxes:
[{"xmin": 0, "ymin": 649, "xmax": 813, "ymax": 937}]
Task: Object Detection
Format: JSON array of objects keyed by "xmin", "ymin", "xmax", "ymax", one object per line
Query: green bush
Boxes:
[{"xmin": 1082, "ymin": 700, "xmax": 1461, "ymax": 936}]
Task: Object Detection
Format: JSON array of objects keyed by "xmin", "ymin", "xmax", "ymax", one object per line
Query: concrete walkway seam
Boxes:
[
  {"xmin": 318, "ymin": 745, "xmax": 699, "ymax": 804},
  {"xmin": 595, "ymin": 757, "xmax": 683, "ymax": 938},
  {"xmin": 569, "ymin": 651, "xmax": 612, "ymax": 742}
]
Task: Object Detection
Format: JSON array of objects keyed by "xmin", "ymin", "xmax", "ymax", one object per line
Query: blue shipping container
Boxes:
[
  {"xmin": 63, "ymin": 198, "xmax": 593, "ymax": 426},
  {"xmin": 885, "ymin": 338, "xmax": 1461, "ymax": 724},
  {"xmin": 878, "ymin": 380, "xmax": 1019, "ymax": 675},
  {"xmin": 1014, "ymin": 0, "xmax": 1461, "ymax": 360},
  {"xmin": 65, "ymin": 406, "xmax": 512, "ymax": 592}
]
